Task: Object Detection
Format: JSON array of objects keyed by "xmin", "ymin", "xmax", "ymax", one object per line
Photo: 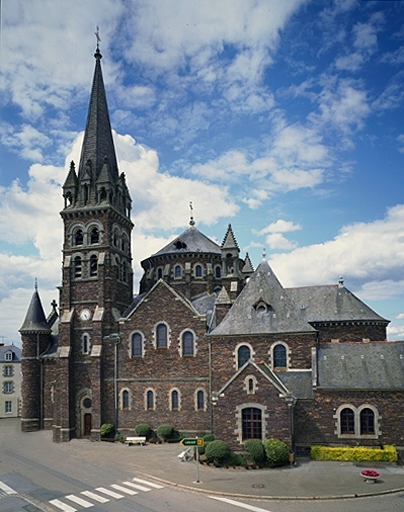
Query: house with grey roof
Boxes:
[{"xmin": 0, "ymin": 344, "xmax": 21, "ymax": 419}]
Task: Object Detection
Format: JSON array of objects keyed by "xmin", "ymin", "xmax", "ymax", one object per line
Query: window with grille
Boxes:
[
  {"xmin": 340, "ymin": 408, "xmax": 355, "ymax": 434},
  {"xmin": 197, "ymin": 390, "xmax": 204, "ymax": 410},
  {"xmin": 75, "ymin": 229, "xmax": 83, "ymax": 246},
  {"xmin": 273, "ymin": 344, "xmax": 287, "ymax": 368},
  {"xmin": 3, "ymin": 382, "xmax": 13, "ymax": 394},
  {"xmin": 182, "ymin": 331, "xmax": 194, "ymax": 356},
  {"xmin": 242, "ymin": 407, "xmax": 262, "ymax": 440},
  {"xmin": 5, "ymin": 401, "xmax": 12, "ymax": 413},
  {"xmin": 4, "ymin": 366, "xmax": 13, "ymax": 377},
  {"xmin": 74, "ymin": 256, "xmax": 82, "ymax": 278},
  {"xmin": 131, "ymin": 333, "xmax": 142, "ymax": 357},
  {"xmin": 122, "ymin": 390, "xmax": 129, "ymax": 410},
  {"xmin": 171, "ymin": 390, "xmax": 179, "ymax": 410},
  {"xmin": 90, "ymin": 255, "xmax": 98, "ymax": 276},
  {"xmin": 156, "ymin": 324, "xmax": 168, "ymax": 348},
  {"xmin": 146, "ymin": 390, "xmax": 154, "ymax": 410},
  {"xmin": 360, "ymin": 408, "xmax": 375, "ymax": 435},
  {"xmin": 238, "ymin": 345, "xmax": 250, "ymax": 368},
  {"xmin": 4, "ymin": 352, "xmax": 12, "ymax": 361}
]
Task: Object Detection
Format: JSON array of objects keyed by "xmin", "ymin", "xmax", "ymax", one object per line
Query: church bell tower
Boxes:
[{"xmin": 56, "ymin": 43, "xmax": 133, "ymax": 440}]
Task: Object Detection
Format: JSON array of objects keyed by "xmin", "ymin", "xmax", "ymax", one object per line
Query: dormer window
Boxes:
[
  {"xmin": 4, "ymin": 352, "xmax": 12, "ymax": 361},
  {"xmin": 254, "ymin": 300, "xmax": 271, "ymax": 317},
  {"xmin": 174, "ymin": 240, "xmax": 187, "ymax": 250}
]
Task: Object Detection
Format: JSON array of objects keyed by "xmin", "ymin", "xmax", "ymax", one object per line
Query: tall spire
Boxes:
[{"xmin": 77, "ymin": 39, "xmax": 118, "ymax": 183}]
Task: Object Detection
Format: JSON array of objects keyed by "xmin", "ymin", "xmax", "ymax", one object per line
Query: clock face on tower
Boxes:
[{"xmin": 80, "ymin": 309, "xmax": 91, "ymax": 321}]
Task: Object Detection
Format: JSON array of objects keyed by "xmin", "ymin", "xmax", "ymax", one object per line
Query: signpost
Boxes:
[{"xmin": 180, "ymin": 438, "xmax": 204, "ymax": 482}]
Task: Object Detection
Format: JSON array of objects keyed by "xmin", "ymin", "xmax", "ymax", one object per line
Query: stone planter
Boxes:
[{"xmin": 360, "ymin": 469, "xmax": 380, "ymax": 483}]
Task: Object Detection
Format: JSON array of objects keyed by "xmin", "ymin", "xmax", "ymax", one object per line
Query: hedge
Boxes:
[{"xmin": 311, "ymin": 445, "xmax": 397, "ymax": 462}]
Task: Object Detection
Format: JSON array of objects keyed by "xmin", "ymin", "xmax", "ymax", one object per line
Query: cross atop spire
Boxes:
[
  {"xmin": 189, "ymin": 201, "xmax": 195, "ymax": 226},
  {"xmin": 94, "ymin": 26, "xmax": 101, "ymax": 52}
]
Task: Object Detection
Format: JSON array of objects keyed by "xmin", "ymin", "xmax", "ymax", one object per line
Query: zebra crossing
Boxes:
[
  {"xmin": 48, "ymin": 477, "xmax": 164, "ymax": 511},
  {"xmin": 0, "ymin": 476, "xmax": 163, "ymax": 511}
]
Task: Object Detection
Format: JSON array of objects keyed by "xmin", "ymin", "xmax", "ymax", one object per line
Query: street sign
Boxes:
[{"xmin": 181, "ymin": 438, "xmax": 204, "ymax": 447}]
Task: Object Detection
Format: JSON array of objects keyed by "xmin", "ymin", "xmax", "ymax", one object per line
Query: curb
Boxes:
[{"xmin": 134, "ymin": 470, "xmax": 404, "ymax": 501}]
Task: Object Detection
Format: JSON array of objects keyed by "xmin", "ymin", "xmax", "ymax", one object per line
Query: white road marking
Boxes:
[
  {"xmin": 209, "ymin": 496, "xmax": 272, "ymax": 512},
  {"xmin": 49, "ymin": 499, "xmax": 77, "ymax": 512},
  {"xmin": 95, "ymin": 487, "xmax": 124, "ymax": 499},
  {"xmin": 65, "ymin": 494, "xmax": 94, "ymax": 508},
  {"xmin": 132, "ymin": 477, "xmax": 164, "ymax": 489},
  {"xmin": 0, "ymin": 480, "xmax": 17, "ymax": 495},
  {"xmin": 81, "ymin": 490, "xmax": 110, "ymax": 503},
  {"xmin": 122, "ymin": 481, "xmax": 151, "ymax": 492},
  {"xmin": 111, "ymin": 483, "xmax": 138, "ymax": 495}
]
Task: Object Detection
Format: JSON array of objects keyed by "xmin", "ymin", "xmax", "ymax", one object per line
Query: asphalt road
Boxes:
[{"xmin": 1, "ymin": 419, "xmax": 403, "ymax": 512}]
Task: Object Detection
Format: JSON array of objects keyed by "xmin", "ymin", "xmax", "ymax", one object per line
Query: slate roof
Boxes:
[
  {"xmin": 211, "ymin": 259, "xmax": 316, "ymax": 335},
  {"xmin": 0, "ymin": 344, "xmax": 21, "ymax": 361},
  {"xmin": 191, "ymin": 293, "xmax": 216, "ymax": 326},
  {"xmin": 19, "ymin": 289, "xmax": 51, "ymax": 333},
  {"xmin": 286, "ymin": 284, "xmax": 389, "ymax": 324},
  {"xmin": 78, "ymin": 49, "xmax": 118, "ymax": 182},
  {"xmin": 317, "ymin": 342, "xmax": 404, "ymax": 390},
  {"xmin": 152, "ymin": 225, "xmax": 221, "ymax": 257},
  {"xmin": 277, "ymin": 370, "xmax": 313, "ymax": 399}
]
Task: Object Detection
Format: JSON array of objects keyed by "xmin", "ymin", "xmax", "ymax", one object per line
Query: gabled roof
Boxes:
[
  {"xmin": 216, "ymin": 359, "xmax": 291, "ymax": 397},
  {"xmin": 19, "ymin": 288, "xmax": 51, "ymax": 333},
  {"xmin": 286, "ymin": 283, "xmax": 389, "ymax": 323},
  {"xmin": 211, "ymin": 259, "xmax": 316, "ymax": 335},
  {"xmin": 317, "ymin": 342, "xmax": 404, "ymax": 390},
  {"xmin": 77, "ymin": 49, "xmax": 118, "ymax": 183},
  {"xmin": 151, "ymin": 225, "xmax": 221, "ymax": 257},
  {"xmin": 122, "ymin": 279, "xmax": 203, "ymax": 320}
]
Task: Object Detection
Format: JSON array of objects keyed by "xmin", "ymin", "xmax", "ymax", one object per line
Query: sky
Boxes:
[{"xmin": 1, "ymin": 0, "xmax": 404, "ymax": 346}]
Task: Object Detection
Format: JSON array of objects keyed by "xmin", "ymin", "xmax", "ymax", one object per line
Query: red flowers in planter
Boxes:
[{"xmin": 360, "ymin": 469, "xmax": 380, "ymax": 478}]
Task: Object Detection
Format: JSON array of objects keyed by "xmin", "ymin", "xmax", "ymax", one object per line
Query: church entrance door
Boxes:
[{"xmin": 84, "ymin": 413, "xmax": 92, "ymax": 436}]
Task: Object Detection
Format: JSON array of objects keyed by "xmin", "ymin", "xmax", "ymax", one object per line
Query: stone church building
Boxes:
[{"xmin": 20, "ymin": 47, "xmax": 404, "ymax": 451}]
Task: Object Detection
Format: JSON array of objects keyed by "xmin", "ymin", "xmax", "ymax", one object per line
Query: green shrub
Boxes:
[
  {"xmin": 205, "ymin": 440, "xmax": 231, "ymax": 465},
  {"xmin": 100, "ymin": 423, "xmax": 115, "ymax": 437},
  {"xmin": 135, "ymin": 423, "xmax": 151, "ymax": 437},
  {"xmin": 228, "ymin": 452, "xmax": 247, "ymax": 467},
  {"xmin": 264, "ymin": 438, "xmax": 290, "ymax": 467},
  {"xmin": 203, "ymin": 433, "xmax": 215, "ymax": 442},
  {"xmin": 114, "ymin": 432, "xmax": 123, "ymax": 442},
  {"xmin": 244, "ymin": 439, "xmax": 266, "ymax": 463},
  {"xmin": 198, "ymin": 440, "xmax": 211, "ymax": 455},
  {"xmin": 311, "ymin": 445, "xmax": 397, "ymax": 462},
  {"xmin": 156, "ymin": 424, "xmax": 174, "ymax": 440}
]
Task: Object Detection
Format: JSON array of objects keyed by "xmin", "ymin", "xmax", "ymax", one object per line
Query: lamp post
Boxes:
[
  {"xmin": 103, "ymin": 333, "xmax": 121, "ymax": 430},
  {"xmin": 285, "ymin": 394, "xmax": 297, "ymax": 464}
]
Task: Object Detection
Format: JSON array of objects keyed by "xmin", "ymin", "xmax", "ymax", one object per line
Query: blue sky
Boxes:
[{"xmin": 1, "ymin": 0, "xmax": 404, "ymax": 345}]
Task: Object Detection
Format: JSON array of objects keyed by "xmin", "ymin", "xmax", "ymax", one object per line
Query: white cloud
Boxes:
[{"xmin": 269, "ymin": 205, "xmax": 404, "ymax": 297}]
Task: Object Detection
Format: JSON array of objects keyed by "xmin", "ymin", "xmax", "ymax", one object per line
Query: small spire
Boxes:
[
  {"xmin": 35, "ymin": 278, "xmax": 38, "ymax": 292},
  {"xmin": 189, "ymin": 201, "xmax": 195, "ymax": 226},
  {"xmin": 338, "ymin": 275, "xmax": 344, "ymax": 287},
  {"xmin": 262, "ymin": 248, "xmax": 266, "ymax": 260}
]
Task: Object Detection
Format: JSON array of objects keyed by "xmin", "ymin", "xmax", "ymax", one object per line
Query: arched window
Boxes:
[
  {"xmin": 131, "ymin": 333, "xmax": 142, "ymax": 357},
  {"xmin": 197, "ymin": 390, "xmax": 204, "ymax": 410},
  {"xmin": 174, "ymin": 265, "xmax": 182, "ymax": 278},
  {"xmin": 215, "ymin": 266, "xmax": 221, "ymax": 278},
  {"xmin": 237, "ymin": 345, "xmax": 251, "ymax": 368},
  {"xmin": 182, "ymin": 331, "xmax": 194, "ymax": 356},
  {"xmin": 340, "ymin": 408, "xmax": 355, "ymax": 434},
  {"xmin": 90, "ymin": 227, "xmax": 99, "ymax": 244},
  {"xmin": 156, "ymin": 323, "xmax": 167, "ymax": 348},
  {"xmin": 248, "ymin": 378, "xmax": 254, "ymax": 393},
  {"xmin": 157, "ymin": 268, "xmax": 163, "ymax": 280},
  {"xmin": 273, "ymin": 344, "xmax": 287, "ymax": 368},
  {"xmin": 171, "ymin": 390, "xmax": 179, "ymax": 410},
  {"xmin": 146, "ymin": 390, "xmax": 154, "ymax": 410},
  {"xmin": 122, "ymin": 390, "xmax": 129, "ymax": 410},
  {"xmin": 360, "ymin": 408, "xmax": 375, "ymax": 435},
  {"xmin": 90, "ymin": 255, "xmax": 98, "ymax": 276},
  {"xmin": 195, "ymin": 264, "xmax": 202, "ymax": 277},
  {"xmin": 242, "ymin": 407, "xmax": 262, "ymax": 440},
  {"xmin": 75, "ymin": 229, "xmax": 83, "ymax": 246},
  {"xmin": 74, "ymin": 256, "xmax": 82, "ymax": 278}
]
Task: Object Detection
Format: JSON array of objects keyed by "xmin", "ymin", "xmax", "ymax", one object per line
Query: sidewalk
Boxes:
[{"xmin": 124, "ymin": 443, "xmax": 404, "ymax": 500}]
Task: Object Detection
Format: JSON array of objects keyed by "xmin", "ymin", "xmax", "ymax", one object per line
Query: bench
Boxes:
[{"xmin": 125, "ymin": 436, "xmax": 146, "ymax": 446}]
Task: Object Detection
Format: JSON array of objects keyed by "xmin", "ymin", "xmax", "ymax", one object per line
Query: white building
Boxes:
[{"xmin": 0, "ymin": 344, "xmax": 21, "ymax": 418}]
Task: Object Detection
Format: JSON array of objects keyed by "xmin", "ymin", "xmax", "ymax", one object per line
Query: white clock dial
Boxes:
[{"xmin": 80, "ymin": 309, "xmax": 91, "ymax": 321}]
